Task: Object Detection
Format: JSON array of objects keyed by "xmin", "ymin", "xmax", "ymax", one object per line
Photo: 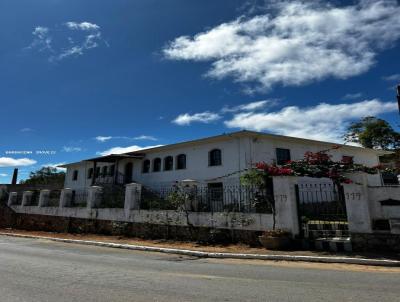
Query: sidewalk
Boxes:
[{"xmin": 1, "ymin": 228, "xmax": 399, "ymax": 266}]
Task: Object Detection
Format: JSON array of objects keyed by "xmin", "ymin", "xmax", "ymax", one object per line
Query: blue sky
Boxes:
[{"xmin": 1, "ymin": 0, "xmax": 399, "ymax": 182}]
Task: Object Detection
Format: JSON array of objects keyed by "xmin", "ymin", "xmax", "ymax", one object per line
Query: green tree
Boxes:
[
  {"xmin": 344, "ymin": 116, "xmax": 400, "ymax": 150},
  {"xmin": 20, "ymin": 167, "xmax": 65, "ymax": 185}
]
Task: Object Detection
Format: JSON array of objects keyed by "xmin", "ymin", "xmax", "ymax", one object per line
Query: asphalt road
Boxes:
[{"xmin": 0, "ymin": 236, "xmax": 399, "ymax": 302}]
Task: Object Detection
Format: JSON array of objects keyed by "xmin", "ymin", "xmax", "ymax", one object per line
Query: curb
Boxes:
[{"xmin": 1, "ymin": 232, "xmax": 399, "ymax": 267}]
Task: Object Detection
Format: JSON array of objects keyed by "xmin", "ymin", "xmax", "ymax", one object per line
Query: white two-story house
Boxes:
[{"xmin": 61, "ymin": 130, "xmax": 387, "ymax": 191}]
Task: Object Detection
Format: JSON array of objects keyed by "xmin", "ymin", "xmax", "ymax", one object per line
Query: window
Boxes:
[
  {"xmin": 276, "ymin": 148, "xmax": 291, "ymax": 165},
  {"xmin": 142, "ymin": 159, "xmax": 150, "ymax": 173},
  {"xmin": 342, "ymin": 155, "xmax": 354, "ymax": 164},
  {"xmin": 176, "ymin": 154, "xmax": 186, "ymax": 170},
  {"xmin": 164, "ymin": 156, "xmax": 173, "ymax": 171},
  {"xmin": 72, "ymin": 170, "xmax": 78, "ymax": 181},
  {"xmin": 87, "ymin": 168, "xmax": 93, "ymax": 179},
  {"xmin": 95, "ymin": 167, "xmax": 100, "ymax": 178},
  {"xmin": 101, "ymin": 166, "xmax": 108, "ymax": 176},
  {"xmin": 153, "ymin": 158, "xmax": 161, "ymax": 172},
  {"xmin": 209, "ymin": 149, "xmax": 222, "ymax": 166},
  {"xmin": 109, "ymin": 165, "xmax": 115, "ymax": 176}
]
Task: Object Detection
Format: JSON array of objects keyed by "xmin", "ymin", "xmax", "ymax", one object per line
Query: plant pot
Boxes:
[{"xmin": 258, "ymin": 236, "xmax": 292, "ymax": 250}]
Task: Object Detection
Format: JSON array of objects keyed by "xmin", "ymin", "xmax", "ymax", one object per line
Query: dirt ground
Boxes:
[{"xmin": 1, "ymin": 228, "xmax": 399, "ymax": 261}]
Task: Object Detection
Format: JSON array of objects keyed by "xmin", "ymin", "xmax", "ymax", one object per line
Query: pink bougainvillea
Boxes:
[{"xmin": 246, "ymin": 147, "xmax": 388, "ymax": 185}]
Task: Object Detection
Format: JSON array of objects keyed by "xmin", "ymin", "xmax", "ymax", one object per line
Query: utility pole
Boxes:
[{"xmin": 397, "ymin": 84, "xmax": 400, "ymax": 116}]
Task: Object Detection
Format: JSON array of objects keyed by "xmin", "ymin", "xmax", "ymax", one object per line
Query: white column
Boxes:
[
  {"xmin": 7, "ymin": 192, "xmax": 17, "ymax": 206},
  {"xmin": 125, "ymin": 183, "xmax": 142, "ymax": 215},
  {"xmin": 60, "ymin": 188, "xmax": 73, "ymax": 208},
  {"xmin": 343, "ymin": 183, "xmax": 372, "ymax": 233},
  {"xmin": 21, "ymin": 191, "xmax": 33, "ymax": 207},
  {"xmin": 273, "ymin": 176, "xmax": 300, "ymax": 236},
  {"xmin": 87, "ymin": 186, "xmax": 103, "ymax": 209},
  {"xmin": 38, "ymin": 190, "xmax": 50, "ymax": 207}
]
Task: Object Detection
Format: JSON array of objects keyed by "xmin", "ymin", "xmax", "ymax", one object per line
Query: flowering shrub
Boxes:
[{"xmin": 244, "ymin": 147, "xmax": 387, "ymax": 186}]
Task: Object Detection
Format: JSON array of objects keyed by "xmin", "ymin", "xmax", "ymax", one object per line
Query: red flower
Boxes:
[{"xmin": 255, "ymin": 162, "xmax": 268, "ymax": 170}]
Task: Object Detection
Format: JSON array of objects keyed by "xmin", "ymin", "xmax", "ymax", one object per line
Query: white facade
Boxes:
[{"xmin": 63, "ymin": 131, "xmax": 385, "ymax": 190}]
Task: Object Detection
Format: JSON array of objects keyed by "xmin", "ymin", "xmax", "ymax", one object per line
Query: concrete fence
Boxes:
[
  {"xmin": 6, "ymin": 178, "xmax": 300, "ymax": 234},
  {"xmin": 8, "ymin": 175, "xmax": 399, "ymax": 244},
  {"xmin": 343, "ymin": 173, "xmax": 400, "ymax": 251}
]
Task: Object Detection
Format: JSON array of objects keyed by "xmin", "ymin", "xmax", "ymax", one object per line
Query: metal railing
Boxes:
[
  {"xmin": 94, "ymin": 172, "xmax": 125, "ymax": 185},
  {"xmin": 295, "ymin": 183, "xmax": 348, "ymax": 239},
  {"xmin": 14, "ymin": 192, "xmax": 23, "ymax": 205},
  {"xmin": 98, "ymin": 185, "xmax": 125, "ymax": 208},
  {"xmin": 27, "ymin": 190, "xmax": 40, "ymax": 206},
  {"xmin": 71, "ymin": 189, "xmax": 88, "ymax": 207},
  {"xmin": 139, "ymin": 185, "xmax": 273, "ymax": 213},
  {"xmin": 48, "ymin": 189, "xmax": 61, "ymax": 207}
]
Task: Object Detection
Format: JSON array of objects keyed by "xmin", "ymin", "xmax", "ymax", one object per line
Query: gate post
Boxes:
[
  {"xmin": 60, "ymin": 188, "xmax": 73, "ymax": 208},
  {"xmin": 7, "ymin": 192, "xmax": 17, "ymax": 206},
  {"xmin": 125, "ymin": 183, "xmax": 142, "ymax": 217},
  {"xmin": 343, "ymin": 183, "xmax": 372, "ymax": 233},
  {"xmin": 38, "ymin": 190, "xmax": 50, "ymax": 207},
  {"xmin": 87, "ymin": 186, "xmax": 103, "ymax": 209},
  {"xmin": 21, "ymin": 191, "xmax": 33, "ymax": 207},
  {"xmin": 272, "ymin": 176, "xmax": 300, "ymax": 236}
]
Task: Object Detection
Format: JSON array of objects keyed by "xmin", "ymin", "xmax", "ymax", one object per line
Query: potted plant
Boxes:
[{"xmin": 258, "ymin": 229, "xmax": 292, "ymax": 250}]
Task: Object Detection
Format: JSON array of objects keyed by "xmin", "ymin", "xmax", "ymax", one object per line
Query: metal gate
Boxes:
[{"xmin": 295, "ymin": 182, "xmax": 348, "ymax": 239}]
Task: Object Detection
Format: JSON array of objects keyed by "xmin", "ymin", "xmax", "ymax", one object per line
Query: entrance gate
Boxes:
[{"xmin": 295, "ymin": 182, "xmax": 348, "ymax": 239}]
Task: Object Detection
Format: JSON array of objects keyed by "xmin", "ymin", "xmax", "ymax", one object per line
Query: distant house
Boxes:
[{"xmin": 60, "ymin": 130, "xmax": 388, "ymax": 190}]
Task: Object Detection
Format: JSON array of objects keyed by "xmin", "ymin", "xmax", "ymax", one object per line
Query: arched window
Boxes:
[
  {"xmin": 95, "ymin": 167, "xmax": 100, "ymax": 178},
  {"xmin": 101, "ymin": 166, "xmax": 108, "ymax": 176},
  {"xmin": 176, "ymin": 154, "xmax": 186, "ymax": 170},
  {"xmin": 109, "ymin": 165, "xmax": 115, "ymax": 176},
  {"xmin": 209, "ymin": 149, "xmax": 222, "ymax": 166},
  {"xmin": 72, "ymin": 170, "xmax": 78, "ymax": 181},
  {"xmin": 142, "ymin": 159, "xmax": 150, "ymax": 173},
  {"xmin": 153, "ymin": 158, "xmax": 161, "ymax": 172},
  {"xmin": 87, "ymin": 168, "xmax": 93, "ymax": 179},
  {"xmin": 164, "ymin": 156, "xmax": 173, "ymax": 171}
]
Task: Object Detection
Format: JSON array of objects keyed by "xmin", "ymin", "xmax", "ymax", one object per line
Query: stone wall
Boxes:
[
  {"xmin": 351, "ymin": 233, "xmax": 400, "ymax": 252},
  {"xmin": 2, "ymin": 209, "xmax": 263, "ymax": 245}
]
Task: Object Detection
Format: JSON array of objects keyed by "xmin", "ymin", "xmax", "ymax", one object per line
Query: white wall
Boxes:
[
  {"xmin": 252, "ymin": 136, "xmax": 380, "ymax": 166},
  {"xmin": 344, "ymin": 182, "xmax": 400, "ymax": 234},
  {"xmin": 368, "ymin": 186, "xmax": 400, "ymax": 220},
  {"xmin": 64, "ymin": 134, "xmax": 382, "ymax": 190},
  {"xmin": 120, "ymin": 136, "xmax": 253, "ymax": 188},
  {"xmin": 64, "ymin": 162, "xmax": 112, "ymax": 190}
]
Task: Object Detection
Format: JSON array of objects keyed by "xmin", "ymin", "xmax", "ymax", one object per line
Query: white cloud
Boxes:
[
  {"xmin": 164, "ymin": 1, "xmax": 400, "ymax": 91},
  {"xmin": 172, "ymin": 112, "xmax": 221, "ymax": 126},
  {"xmin": 221, "ymin": 100, "xmax": 275, "ymax": 113},
  {"xmin": 224, "ymin": 99, "xmax": 398, "ymax": 142},
  {"xmin": 0, "ymin": 157, "xmax": 37, "ymax": 167},
  {"xmin": 95, "ymin": 135, "xmax": 157, "ymax": 142},
  {"xmin": 133, "ymin": 135, "xmax": 157, "ymax": 141},
  {"xmin": 342, "ymin": 92, "xmax": 363, "ymax": 100},
  {"xmin": 95, "ymin": 136, "xmax": 113, "ymax": 142},
  {"xmin": 382, "ymin": 74, "xmax": 400, "ymax": 82},
  {"xmin": 28, "ymin": 26, "xmax": 52, "ymax": 52},
  {"xmin": 0, "ymin": 173, "xmax": 8, "ymax": 177},
  {"xmin": 41, "ymin": 162, "xmax": 66, "ymax": 172},
  {"xmin": 20, "ymin": 127, "xmax": 34, "ymax": 132},
  {"xmin": 98, "ymin": 145, "xmax": 163, "ymax": 156},
  {"xmin": 65, "ymin": 21, "xmax": 100, "ymax": 31},
  {"xmin": 28, "ymin": 21, "xmax": 105, "ymax": 62},
  {"xmin": 62, "ymin": 146, "xmax": 83, "ymax": 152}
]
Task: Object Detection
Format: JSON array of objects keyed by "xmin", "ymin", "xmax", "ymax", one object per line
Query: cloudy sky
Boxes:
[{"xmin": 0, "ymin": 0, "xmax": 399, "ymax": 182}]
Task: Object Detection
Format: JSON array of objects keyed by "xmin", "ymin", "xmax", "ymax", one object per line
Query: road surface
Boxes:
[{"xmin": 0, "ymin": 236, "xmax": 399, "ymax": 302}]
